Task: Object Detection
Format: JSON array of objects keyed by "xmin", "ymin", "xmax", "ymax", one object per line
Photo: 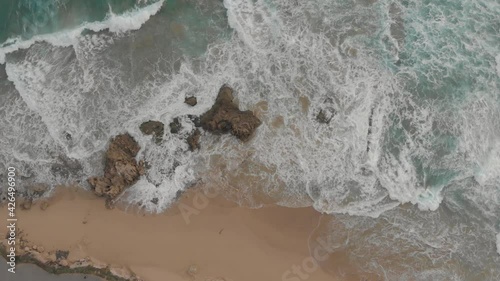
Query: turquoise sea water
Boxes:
[
  {"xmin": 0, "ymin": 0, "xmax": 148, "ymax": 43},
  {"xmin": 0, "ymin": 0, "xmax": 499, "ymax": 280}
]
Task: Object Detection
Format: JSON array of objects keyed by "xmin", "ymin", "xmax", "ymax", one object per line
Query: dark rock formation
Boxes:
[
  {"xmin": 366, "ymin": 107, "xmax": 374, "ymax": 152},
  {"xmin": 140, "ymin": 120, "xmax": 164, "ymax": 144},
  {"xmin": 87, "ymin": 134, "xmax": 144, "ymax": 207},
  {"xmin": 187, "ymin": 114, "xmax": 202, "ymax": 127},
  {"xmin": 169, "ymin": 117, "xmax": 182, "ymax": 134},
  {"xmin": 55, "ymin": 250, "xmax": 69, "ymax": 261},
  {"xmin": 200, "ymin": 86, "xmax": 262, "ymax": 141},
  {"xmin": 316, "ymin": 107, "xmax": 337, "ymax": 124},
  {"xmin": 50, "ymin": 155, "xmax": 82, "ymax": 178},
  {"xmin": 185, "ymin": 96, "xmax": 197, "ymax": 106},
  {"xmin": 316, "ymin": 98, "xmax": 337, "ymax": 124},
  {"xmin": 187, "ymin": 129, "xmax": 201, "ymax": 151}
]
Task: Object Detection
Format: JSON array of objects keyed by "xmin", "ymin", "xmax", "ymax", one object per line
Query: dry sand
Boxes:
[{"xmin": 0, "ymin": 187, "xmax": 364, "ymax": 281}]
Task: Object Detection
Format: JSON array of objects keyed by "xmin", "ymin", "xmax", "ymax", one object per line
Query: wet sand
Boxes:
[{"xmin": 0, "ymin": 187, "xmax": 362, "ymax": 281}]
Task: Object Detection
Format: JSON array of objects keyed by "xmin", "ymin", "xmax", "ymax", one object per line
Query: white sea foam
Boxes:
[
  {"xmin": 497, "ymin": 233, "xmax": 500, "ymax": 255},
  {"xmin": 3, "ymin": 0, "xmax": 498, "ymax": 219},
  {"xmin": 0, "ymin": 1, "xmax": 163, "ymax": 64},
  {"xmin": 496, "ymin": 54, "xmax": 500, "ymax": 78}
]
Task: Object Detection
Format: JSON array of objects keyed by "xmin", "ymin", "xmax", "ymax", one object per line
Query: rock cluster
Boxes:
[
  {"xmin": 0, "ymin": 235, "xmax": 139, "ymax": 280},
  {"xmin": 200, "ymin": 86, "xmax": 262, "ymax": 141},
  {"xmin": 169, "ymin": 117, "xmax": 182, "ymax": 134},
  {"xmin": 87, "ymin": 134, "xmax": 144, "ymax": 207}
]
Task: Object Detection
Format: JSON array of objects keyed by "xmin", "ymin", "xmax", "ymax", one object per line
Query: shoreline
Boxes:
[
  {"xmin": 0, "ymin": 255, "xmax": 103, "ymax": 281},
  {"xmin": 0, "ymin": 186, "xmax": 369, "ymax": 281}
]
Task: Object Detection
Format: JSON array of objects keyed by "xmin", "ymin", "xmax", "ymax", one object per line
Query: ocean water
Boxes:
[{"xmin": 0, "ymin": 0, "xmax": 499, "ymax": 280}]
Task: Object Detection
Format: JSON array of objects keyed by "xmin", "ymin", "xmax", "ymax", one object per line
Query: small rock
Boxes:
[
  {"xmin": 187, "ymin": 115, "xmax": 202, "ymax": 127},
  {"xmin": 89, "ymin": 257, "xmax": 108, "ymax": 269},
  {"xmin": 40, "ymin": 201, "xmax": 49, "ymax": 211},
  {"xmin": 56, "ymin": 250, "xmax": 69, "ymax": 260},
  {"xmin": 31, "ymin": 251, "xmax": 49, "ymax": 264},
  {"xmin": 110, "ymin": 267, "xmax": 133, "ymax": 280},
  {"xmin": 70, "ymin": 260, "xmax": 91, "ymax": 269},
  {"xmin": 38, "ymin": 246, "xmax": 45, "ymax": 253},
  {"xmin": 187, "ymin": 264, "xmax": 198, "ymax": 276},
  {"xmin": 187, "ymin": 129, "xmax": 201, "ymax": 151},
  {"xmin": 105, "ymin": 199, "xmax": 115, "ymax": 210},
  {"xmin": 21, "ymin": 199, "xmax": 32, "ymax": 210},
  {"xmin": 169, "ymin": 117, "xmax": 182, "ymax": 134},
  {"xmin": 185, "ymin": 96, "xmax": 197, "ymax": 106},
  {"xmin": 316, "ymin": 108, "xmax": 335, "ymax": 124},
  {"xmin": 48, "ymin": 252, "xmax": 57, "ymax": 261},
  {"xmin": 59, "ymin": 259, "xmax": 69, "ymax": 267},
  {"xmin": 139, "ymin": 120, "xmax": 164, "ymax": 144},
  {"xmin": 24, "ymin": 247, "xmax": 30, "ymax": 252},
  {"xmin": 32, "ymin": 245, "xmax": 38, "ymax": 251}
]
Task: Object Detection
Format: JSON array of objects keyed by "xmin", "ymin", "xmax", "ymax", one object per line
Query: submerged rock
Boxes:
[
  {"xmin": 87, "ymin": 134, "xmax": 144, "ymax": 207},
  {"xmin": 169, "ymin": 117, "xmax": 182, "ymax": 134},
  {"xmin": 187, "ymin": 129, "xmax": 201, "ymax": 151},
  {"xmin": 187, "ymin": 114, "xmax": 202, "ymax": 127},
  {"xmin": 25, "ymin": 183, "xmax": 49, "ymax": 198},
  {"xmin": 200, "ymin": 86, "xmax": 262, "ymax": 141},
  {"xmin": 21, "ymin": 198, "xmax": 32, "ymax": 210},
  {"xmin": 316, "ymin": 108, "xmax": 336, "ymax": 124},
  {"xmin": 140, "ymin": 120, "xmax": 164, "ymax": 144},
  {"xmin": 40, "ymin": 201, "xmax": 49, "ymax": 211},
  {"xmin": 316, "ymin": 97, "xmax": 337, "ymax": 124},
  {"xmin": 185, "ymin": 96, "xmax": 197, "ymax": 106}
]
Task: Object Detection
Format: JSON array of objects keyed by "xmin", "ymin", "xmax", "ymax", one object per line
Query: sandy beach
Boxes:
[{"xmin": 1, "ymin": 186, "xmax": 368, "ymax": 281}]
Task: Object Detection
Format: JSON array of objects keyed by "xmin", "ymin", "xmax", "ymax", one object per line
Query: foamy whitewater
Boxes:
[
  {"xmin": 0, "ymin": 0, "xmax": 499, "ymax": 280},
  {"xmin": 497, "ymin": 233, "xmax": 500, "ymax": 256}
]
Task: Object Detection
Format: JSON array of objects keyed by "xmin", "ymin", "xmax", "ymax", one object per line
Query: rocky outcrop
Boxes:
[
  {"xmin": 200, "ymin": 86, "xmax": 262, "ymax": 141},
  {"xmin": 0, "ymin": 237, "xmax": 139, "ymax": 281},
  {"xmin": 87, "ymin": 134, "xmax": 144, "ymax": 207},
  {"xmin": 139, "ymin": 120, "xmax": 164, "ymax": 144}
]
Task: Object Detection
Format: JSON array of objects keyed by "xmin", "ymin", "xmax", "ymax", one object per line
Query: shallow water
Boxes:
[{"xmin": 0, "ymin": 0, "xmax": 499, "ymax": 280}]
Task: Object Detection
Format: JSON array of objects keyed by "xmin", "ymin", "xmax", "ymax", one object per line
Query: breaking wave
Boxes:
[{"xmin": 1, "ymin": 0, "xmax": 499, "ymax": 279}]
